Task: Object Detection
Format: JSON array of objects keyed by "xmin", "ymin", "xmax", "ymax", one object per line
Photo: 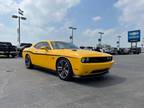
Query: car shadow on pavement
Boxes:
[
  {"xmin": 33, "ymin": 66, "xmax": 126, "ymax": 88},
  {"xmin": 0, "ymin": 56, "xmax": 16, "ymax": 59},
  {"xmin": 33, "ymin": 66, "xmax": 58, "ymax": 77},
  {"xmin": 72, "ymin": 74, "xmax": 126, "ymax": 88}
]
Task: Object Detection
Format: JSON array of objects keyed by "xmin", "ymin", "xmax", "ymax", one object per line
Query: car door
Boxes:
[{"xmin": 32, "ymin": 42, "xmax": 51, "ymax": 68}]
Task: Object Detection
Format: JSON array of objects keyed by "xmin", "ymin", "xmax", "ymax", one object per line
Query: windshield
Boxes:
[{"xmin": 51, "ymin": 41, "xmax": 78, "ymax": 49}]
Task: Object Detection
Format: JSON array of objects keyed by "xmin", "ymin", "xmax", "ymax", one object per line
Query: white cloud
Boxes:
[
  {"xmin": 83, "ymin": 28, "xmax": 115, "ymax": 37},
  {"xmin": 112, "ymin": 0, "xmax": 144, "ymax": 47},
  {"xmin": 114, "ymin": 0, "xmax": 144, "ymax": 27},
  {"xmin": 82, "ymin": 28, "xmax": 116, "ymax": 46},
  {"xmin": 92, "ymin": 16, "xmax": 101, "ymax": 22},
  {"xmin": 0, "ymin": 0, "xmax": 18, "ymax": 14},
  {"xmin": 0, "ymin": 22, "xmax": 17, "ymax": 44},
  {"xmin": 0, "ymin": 0, "xmax": 80, "ymax": 44},
  {"xmin": 20, "ymin": 0, "xmax": 80, "ymax": 26},
  {"xmin": 20, "ymin": 0, "xmax": 80, "ymax": 42},
  {"xmin": 82, "ymin": 27, "xmax": 131, "ymax": 47}
]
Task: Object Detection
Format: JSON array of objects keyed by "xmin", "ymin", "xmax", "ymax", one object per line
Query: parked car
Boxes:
[
  {"xmin": 94, "ymin": 47, "xmax": 101, "ymax": 52},
  {"xmin": 129, "ymin": 47, "xmax": 141, "ymax": 54},
  {"xmin": 0, "ymin": 42, "xmax": 17, "ymax": 58},
  {"xmin": 110, "ymin": 48, "xmax": 118, "ymax": 55},
  {"xmin": 17, "ymin": 43, "xmax": 32, "ymax": 57},
  {"xmin": 118, "ymin": 48, "xmax": 130, "ymax": 55},
  {"xmin": 23, "ymin": 40, "xmax": 114, "ymax": 81},
  {"xmin": 103, "ymin": 48, "xmax": 111, "ymax": 54}
]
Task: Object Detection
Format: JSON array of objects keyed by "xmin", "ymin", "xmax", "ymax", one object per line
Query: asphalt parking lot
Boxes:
[{"xmin": 0, "ymin": 54, "xmax": 144, "ymax": 108}]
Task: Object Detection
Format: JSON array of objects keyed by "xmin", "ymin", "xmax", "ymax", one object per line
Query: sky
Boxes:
[{"xmin": 0, "ymin": 0, "xmax": 144, "ymax": 47}]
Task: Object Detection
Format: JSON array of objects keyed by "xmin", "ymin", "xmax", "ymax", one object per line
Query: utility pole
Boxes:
[
  {"xmin": 69, "ymin": 27, "xmax": 77, "ymax": 44},
  {"xmin": 12, "ymin": 8, "xmax": 26, "ymax": 45},
  {"xmin": 98, "ymin": 32, "xmax": 104, "ymax": 48}
]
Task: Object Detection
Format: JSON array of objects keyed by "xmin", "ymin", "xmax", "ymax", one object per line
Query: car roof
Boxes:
[
  {"xmin": 32, "ymin": 40, "xmax": 69, "ymax": 46},
  {"xmin": 37, "ymin": 40, "xmax": 67, "ymax": 44}
]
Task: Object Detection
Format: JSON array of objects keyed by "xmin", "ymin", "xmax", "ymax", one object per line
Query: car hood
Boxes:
[{"xmin": 51, "ymin": 49, "xmax": 112, "ymax": 58}]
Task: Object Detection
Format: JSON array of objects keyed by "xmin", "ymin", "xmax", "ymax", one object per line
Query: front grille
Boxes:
[{"xmin": 88, "ymin": 57, "xmax": 112, "ymax": 63}]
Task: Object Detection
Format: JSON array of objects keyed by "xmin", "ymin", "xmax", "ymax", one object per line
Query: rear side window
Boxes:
[
  {"xmin": 34, "ymin": 42, "xmax": 51, "ymax": 50},
  {"xmin": 34, "ymin": 42, "xmax": 42, "ymax": 49}
]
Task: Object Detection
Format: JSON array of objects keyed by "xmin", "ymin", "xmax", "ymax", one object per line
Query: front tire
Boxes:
[
  {"xmin": 56, "ymin": 58, "xmax": 73, "ymax": 81},
  {"xmin": 25, "ymin": 55, "xmax": 33, "ymax": 69}
]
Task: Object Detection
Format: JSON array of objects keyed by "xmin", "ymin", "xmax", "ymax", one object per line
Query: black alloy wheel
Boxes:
[
  {"xmin": 25, "ymin": 55, "xmax": 33, "ymax": 69},
  {"xmin": 56, "ymin": 58, "xmax": 73, "ymax": 81}
]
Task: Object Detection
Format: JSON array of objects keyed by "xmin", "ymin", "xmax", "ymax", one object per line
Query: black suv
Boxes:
[
  {"xmin": 0, "ymin": 42, "xmax": 17, "ymax": 58},
  {"xmin": 17, "ymin": 43, "xmax": 32, "ymax": 57}
]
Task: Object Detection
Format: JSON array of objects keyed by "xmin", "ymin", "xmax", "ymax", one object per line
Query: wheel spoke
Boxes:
[
  {"xmin": 64, "ymin": 62, "xmax": 68, "ymax": 67},
  {"xmin": 57, "ymin": 66, "xmax": 62, "ymax": 71},
  {"xmin": 64, "ymin": 70, "xmax": 69, "ymax": 74},
  {"xmin": 60, "ymin": 70, "xmax": 66, "ymax": 77}
]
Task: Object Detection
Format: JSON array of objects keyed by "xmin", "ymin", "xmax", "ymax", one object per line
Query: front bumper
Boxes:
[
  {"xmin": 74, "ymin": 61, "xmax": 114, "ymax": 76},
  {"xmin": 9, "ymin": 51, "xmax": 16, "ymax": 54}
]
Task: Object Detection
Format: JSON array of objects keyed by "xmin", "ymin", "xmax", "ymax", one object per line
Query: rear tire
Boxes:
[
  {"xmin": 25, "ymin": 55, "xmax": 33, "ymax": 69},
  {"xmin": 56, "ymin": 58, "xmax": 73, "ymax": 81}
]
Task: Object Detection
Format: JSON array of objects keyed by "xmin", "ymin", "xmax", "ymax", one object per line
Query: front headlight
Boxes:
[{"xmin": 81, "ymin": 57, "xmax": 90, "ymax": 63}]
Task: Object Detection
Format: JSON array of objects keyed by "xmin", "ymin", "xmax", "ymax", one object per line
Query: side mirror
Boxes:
[{"xmin": 40, "ymin": 46, "xmax": 48, "ymax": 51}]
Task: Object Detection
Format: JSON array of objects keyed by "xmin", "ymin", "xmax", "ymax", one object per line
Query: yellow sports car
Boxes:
[{"xmin": 23, "ymin": 40, "xmax": 114, "ymax": 80}]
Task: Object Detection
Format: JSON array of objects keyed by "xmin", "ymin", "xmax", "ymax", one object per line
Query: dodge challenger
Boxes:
[{"xmin": 23, "ymin": 40, "xmax": 114, "ymax": 80}]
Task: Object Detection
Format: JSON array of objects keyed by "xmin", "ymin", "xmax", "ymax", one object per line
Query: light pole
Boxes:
[
  {"xmin": 12, "ymin": 8, "xmax": 26, "ymax": 45},
  {"xmin": 69, "ymin": 27, "xmax": 77, "ymax": 44},
  {"xmin": 117, "ymin": 35, "xmax": 121, "ymax": 49},
  {"xmin": 98, "ymin": 32, "xmax": 104, "ymax": 47}
]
